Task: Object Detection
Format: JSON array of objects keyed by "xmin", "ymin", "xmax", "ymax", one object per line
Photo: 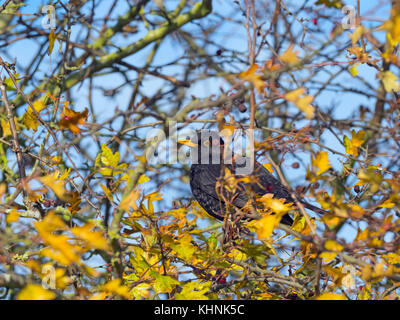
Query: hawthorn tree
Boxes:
[{"xmin": 0, "ymin": 0, "xmax": 400, "ymax": 300}]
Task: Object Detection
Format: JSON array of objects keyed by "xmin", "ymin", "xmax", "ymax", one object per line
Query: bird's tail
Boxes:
[{"xmin": 301, "ymin": 201, "xmax": 329, "ymax": 216}]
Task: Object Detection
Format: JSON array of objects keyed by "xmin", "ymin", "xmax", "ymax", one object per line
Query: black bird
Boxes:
[{"xmin": 179, "ymin": 130, "xmax": 326, "ymax": 226}]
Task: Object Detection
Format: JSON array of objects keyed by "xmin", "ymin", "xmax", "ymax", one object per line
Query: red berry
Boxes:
[
  {"xmin": 312, "ymin": 18, "xmax": 317, "ymax": 25},
  {"xmin": 216, "ymin": 49, "xmax": 223, "ymax": 56},
  {"xmin": 64, "ymin": 116, "xmax": 71, "ymax": 121},
  {"xmin": 43, "ymin": 200, "xmax": 52, "ymax": 208},
  {"xmin": 266, "ymin": 185, "xmax": 274, "ymax": 192},
  {"xmin": 218, "ymin": 277, "xmax": 226, "ymax": 284},
  {"xmin": 291, "ymin": 162, "xmax": 300, "ymax": 169}
]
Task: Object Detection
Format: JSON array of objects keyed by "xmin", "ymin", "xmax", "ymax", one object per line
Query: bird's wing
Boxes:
[
  {"xmin": 191, "ymin": 164, "xmax": 223, "ymax": 202},
  {"xmin": 230, "ymin": 158, "xmax": 296, "ymax": 205},
  {"xmin": 255, "ymin": 162, "xmax": 295, "ymax": 201},
  {"xmin": 191, "ymin": 164, "xmax": 251, "ymax": 210}
]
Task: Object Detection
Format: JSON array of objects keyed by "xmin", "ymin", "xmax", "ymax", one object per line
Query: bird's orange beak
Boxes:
[{"xmin": 177, "ymin": 139, "xmax": 197, "ymax": 148}]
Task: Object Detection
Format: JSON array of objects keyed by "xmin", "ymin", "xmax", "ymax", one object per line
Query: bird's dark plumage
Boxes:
[{"xmin": 187, "ymin": 131, "xmax": 299, "ymax": 225}]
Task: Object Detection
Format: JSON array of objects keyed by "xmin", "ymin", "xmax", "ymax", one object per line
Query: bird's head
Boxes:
[{"xmin": 178, "ymin": 130, "xmax": 225, "ymax": 165}]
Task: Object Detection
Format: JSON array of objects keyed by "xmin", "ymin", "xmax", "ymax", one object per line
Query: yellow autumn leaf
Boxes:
[
  {"xmin": 131, "ymin": 283, "xmax": 152, "ymax": 300},
  {"xmin": 285, "ymin": 87, "xmax": 315, "ymax": 119},
  {"xmin": 383, "ymin": 253, "xmax": 400, "ymax": 264},
  {"xmin": 40, "ymin": 241, "xmax": 81, "ymax": 266},
  {"xmin": 343, "ymin": 136, "xmax": 354, "ymax": 156},
  {"xmin": 291, "ymin": 214, "xmax": 306, "ymax": 233},
  {"xmin": 315, "ymin": 0, "xmax": 342, "ymax": 9},
  {"xmin": 380, "ymin": 10, "xmax": 400, "ymax": 47},
  {"xmin": 348, "ymin": 26, "xmax": 364, "ymax": 45},
  {"xmin": 279, "ymin": 45, "xmax": 299, "ymax": 65},
  {"xmin": 120, "ymin": 188, "xmax": 140, "ymax": 212},
  {"xmin": 53, "ymin": 267, "xmax": 71, "ymax": 290},
  {"xmin": 319, "ymin": 251, "xmax": 337, "ymax": 263},
  {"xmin": 100, "ymin": 184, "xmax": 113, "ymax": 202},
  {"xmin": 138, "ymin": 174, "xmax": 150, "ymax": 184},
  {"xmin": 356, "ymin": 227, "xmax": 369, "ymax": 242},
  {"xmin": 58, "ymin": 105, "xmax": 88, "ymax": 134},
  {"xmin": 191, "ymin": 200, "xmax": 212, "ymax": 219},
  {"xmin": 170, "ymin": 234, "xmax": 197, "ymax": 261},
  {"xmin": 50, "ymin": 156, "xmax": 62, "ymax": 165},
  {"xmin": 259, "ymin": 194, "xmax": 294, "ymax": 214},
  {"xmin": 0, "ymin": 183, "xmax": 5, "ymax": 204},
  {"xmin": 391, "ymin": 13, "xmax": 400, "ymax": 45},
  {"xmin": 285, "ymin": 87, "xmax": 304, "ymax": 102},
  {"xmin": 321, "ymin": 214, "xmax": 342, "ymax": 229},
  {"xmin": 378, "ymin": 70, "xmax": 399, "ymax": 92},
  {"xmin": 95, "ymin": 143, "xmax": 128, "ymax": 176},
  {"xmin": 35, "ymin": 212, "xmax": 81, "ymax": 265},
  {"xmin": 6, "ymin": 209, "xmax": 19, "ymax": 223},
  {"xmin": 249, "ymin": 213, "xmax": 282, "ymax": 240},
  {"xmin": 379, "ymin": 199, "xmax": 395, "ymax": 208},
  {"xmin": 35, "ymin": 211, "xmax": 67, "ymax": 233},
  {"xmin": 357, "ymin": 167, "xmax": 383, "ymax": 194},
  {"xmin": 221, "ymin": 122, "xmax": 235, "ymax": 138},
  {"xmin": 343, "ymin": 130, "xmax": 365, "ymax": 157},
  {"xmin": 99, "ymin": 143, "xmax": 118, "ymax": 167},
  {"xmin": 144, "ymin": 191, "xmax": 163, "ymax": 215},
  {"xmin": 89, "ymin": 292, "xmax": 108, "ymax": 300},
  {"xmin": 22, "ymin": 100, "xmax": 46, "ymax": 132},
  {"xmin": 100, "ymin": 279, "xmax": 131, "ymax": 299},
  {"xmin": 349, "ymin": 64, "xmax": 359, "ymax": 77},
  {"xmin": 311, "ymin": 151, "xmax": 331, "ymax": 175},
  {"xmin": 381, "ymin": 47, "xmax": 397, "ymax": 63},
  {"xmin": 296, "ymin": 95, "xmax": 315, "ymax": 119},
  {"xmin": 48, "ymin": 30, "xmax": 58, "ymax": 55},
  {"xmin": 316, "ymin": 292, "xmax": 347, "ymax": 300},
  {"xmin": 347, "ymin": 46, "xmax": 375, "ymax": 64},
  {"xmin": 324, "ymin": 240, "xmax": 343, "ymax": 252},
  {"xmin": 17, "ymin": 284, "xmax": 56, "ymax": 300},
  {"xmin": 265, "ymin": 59, "xmax": 280, "ymax": 71},
  {"xmin": 263, "ymin": 163, "xmax": 273, "ymax": 173},
  {"xmin": 71, "ymin": 222, "xmax": 110, "ymax": 251},
  {"xmin": 39, "ymin": 264, "xmax": 71, "ymax": 290},
  {"xmin": 58, "ymin": 168, "xmax": 71, "ymax": 181},
  {"xmin": 220, "ymin": 167, "xmax": 237, "ymax": 193},
  {"xmin": 150, "ymin": 270, "xmax": 180, "ymax": 294},
  {"xmin": 175, "ymin": 281, "xmax": 211, "ymax": 300},
  {"xmin": 39, "ymin": 171, "xmax": 67, "ymax": 200},
  {"xmin": 0, "ymin": 117, "xmax": 18, "ymax": 137},
  {"xmin": 239, "ymin": 64, "xmax": 266, "ymax": 93},
  {"xmin": 40, "ymin": 248, "xmax": 74, "ymax": 266}
]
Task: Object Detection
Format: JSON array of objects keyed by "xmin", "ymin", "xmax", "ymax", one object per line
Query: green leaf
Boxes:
[
  {"xmin": 315, "ymin": 0, "xmax": 343, "ymax": 8},
  {"xmin": 95, "ymin": 143, "xmax": 128, "ymax": 176},
  {"xmin": 170, "ymin": 234, "xmax": 196, "ymax": 261},
  {"xmin": 150, "ymin": 270, "xmax": 180, "ymax": 294},
  {"xmin": 3, "ymin": 73, "xmax": 20, "ymax": 91},
  {"xmin": 48, "ymin": 30, "xmax": 58, "ymax": 55},
  {"xmin": 175, "ymin": 281, "xmax": 211, "ymax": 300},
  {"xmin": 206, "ymin": 233, "xmax": 218, "ymax": 252}
]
